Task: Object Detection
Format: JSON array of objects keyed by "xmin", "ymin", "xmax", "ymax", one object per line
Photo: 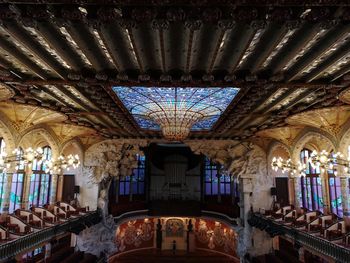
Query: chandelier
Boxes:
[
  {"xmin": 271, "ymin": 157, "xmax": 304, "ymax": 176},
  {"xmin": 272, "ymin": 150, "xmax": 350, "ymax": 176},
  {"xmin": 0, "ymin": 147, "xmax": 80, "ymax": 174},
  {"xmin": 113, "ymin": 86, "xmax": 240, "ymax": 141}
]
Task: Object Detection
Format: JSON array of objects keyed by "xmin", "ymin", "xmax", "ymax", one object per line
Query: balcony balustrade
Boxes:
[
  {"xmin": 0, "ymin": 211, "xmax": 100, "ymax": 261},
  {"xmin": 249, "ymin": 213, "xmax": 350, "ymax": 263}
]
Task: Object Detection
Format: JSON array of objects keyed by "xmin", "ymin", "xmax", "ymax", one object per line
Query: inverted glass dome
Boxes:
[{"xmin": 113, "ymin": 86, "xmax": 240, "ymax": 140}]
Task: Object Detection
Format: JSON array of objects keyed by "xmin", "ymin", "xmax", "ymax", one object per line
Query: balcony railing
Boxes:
[
  {"xmin": 249, "ymin": 213, "xmax": 350, "ymax": 263},
  {"xmin": 0, "ymin": 211, "xmax": 101, "ymax": 261}
]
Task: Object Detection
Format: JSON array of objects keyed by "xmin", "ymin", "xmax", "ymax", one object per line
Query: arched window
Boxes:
[
  {"xmin": 300, "ymin": 149, "xmax": 323, "ymax": 212},
  {"xmin": 119, "ymin": 154, "xmax": 145, "ymax": 196},
  {"xmin": 9, "ymin": 148, "xmax": 25, "ymax": 213},
  {"xmin": 29, "ymin": 146, "xmax": 52, "ymax": 207},
  {"xmin": 0, "ymin": 138, "xmax": 6, "ymax": 208},
  {"xmin": 204, "ymin": 157, "xmax": 238, "ymax": 197}
]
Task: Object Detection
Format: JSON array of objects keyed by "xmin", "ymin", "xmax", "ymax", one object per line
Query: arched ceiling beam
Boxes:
[
  {"xmin": 331, "ymin": 63, "xmax": 350, "ymax": 82},
  {"xmin": 191, "ymin": 23, "xmax": 221, "ymax": 73},
  {"xmin": 35, "ymin": 21, "xmax": 88, "ymax": 71},
  {"xmin": 213, "ymin": 23, "xmax": 255, "ymax": 75},
  {"xmin": 98, "ymin": 22, "xmax": 138, "ymax": 72},
  {"xmin": 238, "ymin": 23, "xmax": 288, "ymax": 73},
  {"xmin": 131, "ymin": 23, "xmax": 162, "ymax": 74},
  {"xmin": 303, "ymin": 38, "xmax": 350, "ymax": 82},
  {"xmin": 62, "ymin": 21, "xmax": 114, "ymax": 72},
  {"xmin": 264, "ymin": 23, "xmax": 320, "ymax": 76},
  {"xmin": 2, "ymin": 21, "xmax": 68, "ymax": 79},
  {"xmin": 164, "ymin": 22, "xmax": 188, "ymax": 73},
  {"xmin": 0, "ymin": 36, "xmax": 49, "ymax": 79},
  {"xmin": 285, "ymin": 24, "xmax": 350, "ymax": 82}
]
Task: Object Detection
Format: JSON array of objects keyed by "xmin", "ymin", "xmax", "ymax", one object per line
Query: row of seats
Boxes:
[
  {"xmin": 264, "ymin": 206, "xmax": 350, "ymax": 246},
  {"xmin": 0, "ymin": 201, "xmax": 90, "ymax": 243}
]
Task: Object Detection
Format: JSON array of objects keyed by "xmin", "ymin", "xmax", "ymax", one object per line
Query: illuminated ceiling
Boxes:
[
  {"xmin": 113, "ymin": 86, "xmax": 239, "ymax": 140},
  {"xmin": 0, "ymin": 1, "xmax": 348, "ymax": 140}
]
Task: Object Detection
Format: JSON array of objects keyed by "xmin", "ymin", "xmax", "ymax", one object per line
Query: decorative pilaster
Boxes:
[
  {"xmin": 321, "ymin": 172, "xmax": 330, "ymax": 214},
  {"xmin": 340, "ymin": 176, "xmax": 350, "ymax": 217},
  {"xmin": 21, "ymin": 166, "xmax": 33, "ymax": 209},
  {"xmin": 56, "ymin": 174, "xmax": 64, "ymax": 202},
  {"xmin": 49, "ymin": 173, "xmax": 59, "ymax": 204},
  {"xmin": 292, "ymin": 176, "xmax": 302, "ymax": 208},
  {"xmin": 1, "ymin": 170, "xmax": 14, "ymax": 213}
]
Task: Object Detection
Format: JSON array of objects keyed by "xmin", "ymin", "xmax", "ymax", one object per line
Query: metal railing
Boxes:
[
  {"xmin": 0, "ymin": 211, "xmax": 101, "ymax": 261},
  {"xmin": 249, "ymin": 213, "xmax": 350, "ymax": 263}
]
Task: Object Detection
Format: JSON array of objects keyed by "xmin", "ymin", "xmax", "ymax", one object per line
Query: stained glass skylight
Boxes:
[{"xmin": 112, "ymin": 86, "xmax": 240, "ymax": 140}]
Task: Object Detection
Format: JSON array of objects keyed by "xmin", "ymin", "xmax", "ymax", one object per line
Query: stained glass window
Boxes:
[
  {"xmin": 112, "ymin": 86, "xmax": 240, "ymax": 131},
  {"xmin": 9, "ymin": 148, "xmax": 25, "ymax": 213},
  {"xmin": 29, "ymin": 146, "xmax": 52, "ymax": 207},
  {"xmin": 329, "ymin": 176, "xmax": 342, "ymax": 217},
  {"xmin": 300, "ymin": 149, "xmax": 323, "ymax": 212},
  {"xmin": 119, "ymin": 154, "xmax": 145, "ymax": 196},
  {"xmin": 0, "ymin": 138, "xmax": 6, "ymax": 208},
  {"xmin": 204, "ymin": 157, "xmax": 236, "ymax": 196}
]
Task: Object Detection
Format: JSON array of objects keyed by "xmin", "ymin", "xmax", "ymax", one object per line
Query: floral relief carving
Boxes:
[
  {"xmin": 84, "ymin": 139, "xmax": 148, "ymax": 220},
  {"xmin": 76, "ymin": 216, "xmax": 117, "ymax": 257}
]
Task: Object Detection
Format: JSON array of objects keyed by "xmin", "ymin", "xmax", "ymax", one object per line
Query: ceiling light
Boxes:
[{"xmin": 113, "ymin": 86, "xmax": 240, "ymax": 141}]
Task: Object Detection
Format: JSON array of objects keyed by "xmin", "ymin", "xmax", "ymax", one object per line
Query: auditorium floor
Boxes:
[{"xmin": 109, "ymin": 249, "xmax": 239, "ymax": 263}]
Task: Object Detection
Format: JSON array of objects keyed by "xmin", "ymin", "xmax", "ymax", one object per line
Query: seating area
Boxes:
[
  {"xmin": 0, "ymin": 202, "xmax": 90, "ymax": 245},
  {"xmin": 264, "ymin": 205, "xmax": 350, "ymax": 245},
  {"xmin": 21, "ymin": 233, "xmax": 99, "ymax": 263}
]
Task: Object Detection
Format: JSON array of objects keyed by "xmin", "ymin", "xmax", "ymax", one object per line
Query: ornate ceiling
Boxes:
[{"xmin": 0, "ymin": 0, "xmax": 349, "ymax": 141}]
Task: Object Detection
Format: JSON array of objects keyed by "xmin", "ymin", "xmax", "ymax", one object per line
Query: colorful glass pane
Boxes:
[
  {"xmin": 119, "ymin": 154, "xmax": 145, "ymax": 196},
  {"xmin": 329, "ymin": 176, "xmax": 343, "ymax": 217},
  {"xmin": 112, "ymin": 86, "xmax": 240, "ymax": 131},
  {"xmin": 204, "ymin": 157, "xmax": 232, "ymax": 196},
  {"xmin": 29, "ymin": 146, "xmax": 52, "ymax": 206}
]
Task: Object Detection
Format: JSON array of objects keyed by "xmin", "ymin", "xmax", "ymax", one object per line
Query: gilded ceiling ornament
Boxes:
[
  {"xmin": 339, "ymin": 88, "xmax": 350, "ymax": 104},
  {"xmin": 286, "ymin": 106, "xmax": 350, "ymax": 137},
  {"xmin": 0, "ymin": 84, "xmax": 15, "ymax": 101}
]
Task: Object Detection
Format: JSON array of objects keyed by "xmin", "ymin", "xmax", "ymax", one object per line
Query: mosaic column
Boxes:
[
  {"xmin": 56, "ymin": 174, "xmax": 64, "ymax": 202},
  {"xmin": 1, "ymin": 170, "xmax": 14, "ymax": 213},
  {"xmin": 292, "ymin": 176, "xmax": 302, "ymax": 209},
  {"xmin": 21, "ymin": 166, "xmax": 33, "ymax": 209},
  {"xmin": 321, "ymin": 172, "xmax": 330, "ymax": 214},
  {"xmin": 50, "ymin": 173, "xmax": 59, "ymax": 204},
  {"xmin": 340, "ymin": 176, "xmax": 350, "ymax": 217}
]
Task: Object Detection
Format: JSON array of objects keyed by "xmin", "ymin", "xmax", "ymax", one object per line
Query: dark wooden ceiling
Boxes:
[{"xmin": 0, "ymin": 0, "xmax": 349, "ymax": 140}]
